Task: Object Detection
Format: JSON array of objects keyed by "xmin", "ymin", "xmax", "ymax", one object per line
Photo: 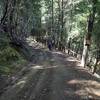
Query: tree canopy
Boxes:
[{"xmin": 0, "ymin": 0, "xmax": 100, "ymax": 74}]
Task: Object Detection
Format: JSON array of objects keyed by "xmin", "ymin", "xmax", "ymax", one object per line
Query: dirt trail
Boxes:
[{"xmin": 0, "ymin": 48, "xmax": 100, "ymax": 100}]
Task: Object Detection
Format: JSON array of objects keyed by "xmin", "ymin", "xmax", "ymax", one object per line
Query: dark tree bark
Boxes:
[
  {"xmin": 51, "ymin": 0, "xmax": 54, "ymax": 33},
  {"xmin": 81, "ymin": 0, "xmax": 97, "ymax": 67},
  {"xmin": 0, "ymin": 0, "xmax": 9, "ymax": 25},
  {"xmin": 61, "ymin": 0, "xmax": 64, "ymax": 40}
]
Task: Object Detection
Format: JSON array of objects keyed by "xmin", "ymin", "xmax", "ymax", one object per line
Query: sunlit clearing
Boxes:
[
  {"xmin": 26, "ymin": 36, "xmax": 40, "ymax": 47},
  {"xmin": 66, "ymin": 57, "xmax": 77, "ymax": 62},
  {"xmin": 31, "ymin": 65, "xmax": 57, "ymax": 69},
  {"xmin": 26, "ymin": 36, "xmax": 36, "ymax": 42},
  {"xmin": 52, "ymin": 51, "xmax": 64, "ymax": 55}
]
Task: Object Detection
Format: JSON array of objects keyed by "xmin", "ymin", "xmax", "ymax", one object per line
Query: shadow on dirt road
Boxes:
[{"xmin": 0, "ymin": 48, "xmax": 100, "ymax": 100}]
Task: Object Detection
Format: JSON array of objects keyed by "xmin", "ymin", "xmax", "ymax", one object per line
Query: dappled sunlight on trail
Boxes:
[
  {"xmin": 0, "ymin": 46, "xmax": 100, "ymax": 100},
  {"xmin": 31, "ymin": 65, "xmax": 57, "ymax": 70},
  {"xmin": 67, "ymin": 79, "xmax": 100, "ymax": 99}
]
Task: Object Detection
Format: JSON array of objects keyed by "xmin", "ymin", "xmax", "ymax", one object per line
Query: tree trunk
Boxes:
[
  {"xmin": 0, "ymin": 0, "xmax": 8, "ymax": 25},
  {"xmin": 51, "ymin": 0, "xmax": 54, "ymax": 33},
  {"xmin": 93, "ymin": 59, "xmax": 98, "ymax": 74},
  {"xmin": 81, "ymin": 0, "xmax": 97, "ymax": 67},
  {"xmin": 81, "ymin": 39, "xmax": 89, "ymax": 67},
  {"xmin": 61, "ymin": 0, "xmax": 64, "ymax": 40}
]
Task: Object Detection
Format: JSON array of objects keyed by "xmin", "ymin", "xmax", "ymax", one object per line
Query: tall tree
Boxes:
[{"xmin": 81, "ymin": 0, "xmax": 97, "ymax": 67}]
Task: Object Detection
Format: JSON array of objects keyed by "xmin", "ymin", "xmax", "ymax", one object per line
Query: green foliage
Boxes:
[
  {"xmin": 0, "ymin": 32, "xmax": 26, "ymax": 75},
  {"xmin": 0, "ymin": 58, "xmax": 26, "ymax": 75},
  {"xmin": 0, "ymin": 0, "xmax": 100, "ymax": 74},
  {"xmin": 0, "ymin": 32, "xmax": 20, "ymax": 62},
  {"xmin": 92, "ymin": 1, "xmax": 100, "ymax": 46},
  {"xmin": 0, "ymin": 46, "xmax": 21, "ymax": 62}
]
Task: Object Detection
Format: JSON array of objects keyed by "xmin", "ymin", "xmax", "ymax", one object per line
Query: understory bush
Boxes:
[{"xmin": 0, "ymin": 33, "xmax": 26, "ymax": 75}]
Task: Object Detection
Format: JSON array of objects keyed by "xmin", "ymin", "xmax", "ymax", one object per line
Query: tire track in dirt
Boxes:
[
  {"xmin": 0, "ymin": 69, "xmax": 44, "ymax": 100},
  {"xmin": 0, "ymin": 50, "xmax": 100, "ymax": 100}
]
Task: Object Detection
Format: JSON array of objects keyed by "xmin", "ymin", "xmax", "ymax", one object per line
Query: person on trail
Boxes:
[
  {"xmin": 47, "ymin": 38, "xmax": 52, "ymax": 51},
  {"xmin": 62, "ymin": 42, "xmax": 66, "ymax": 52},
  {"xmin": 68, "ymin": 38, "xmax": 71, "ymax": 54},
  {"xmin": 52, "ymin": 39, "xmax": 55, "ymax": 49}
]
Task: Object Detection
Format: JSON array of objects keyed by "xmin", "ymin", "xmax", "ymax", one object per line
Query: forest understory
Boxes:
[
  {"xmin": 0, "ymin": 41, "xmax": 100, "ymax": 100},
  {"xmin": 0, "ymin": 0, "xmax": 100, "ymax": 100}
]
